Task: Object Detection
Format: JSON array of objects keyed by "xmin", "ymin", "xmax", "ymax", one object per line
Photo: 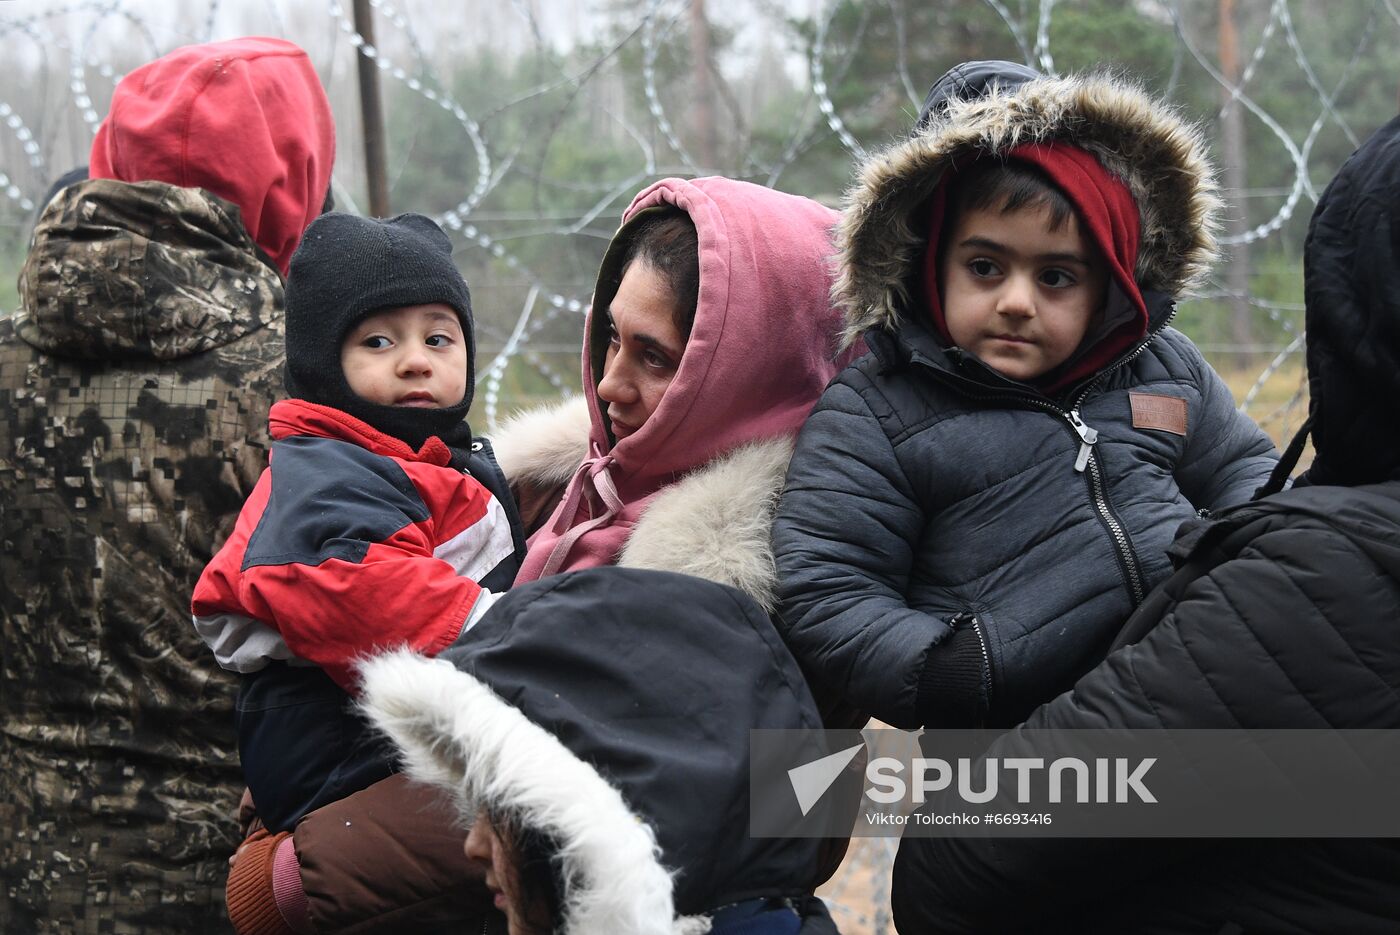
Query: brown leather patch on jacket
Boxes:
[{"xmin": 1129, "ymin": 392, "xmax": 1189, "ymax": 435}]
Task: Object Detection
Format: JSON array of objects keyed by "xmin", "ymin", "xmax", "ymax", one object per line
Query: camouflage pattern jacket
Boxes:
[{"xmin": 0, "ymin": 179, "xmax": 285, "ymax": 933}]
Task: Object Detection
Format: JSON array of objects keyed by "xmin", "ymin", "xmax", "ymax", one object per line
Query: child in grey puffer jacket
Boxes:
[{"xmin": 773, "ymin": 70, "xmax": 1278, "ymax": 729}]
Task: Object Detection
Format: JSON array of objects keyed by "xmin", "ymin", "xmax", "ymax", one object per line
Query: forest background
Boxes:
[
  {"xmin": 1, "ymin": 0, "xmax": 1396, "ymax": 447},
  {"xmin": 1, "ymin": 2, "xmax": 1397, "ymax": 929}
]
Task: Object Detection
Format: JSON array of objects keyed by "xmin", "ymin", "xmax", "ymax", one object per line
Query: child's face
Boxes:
[
  {"xmin": 341, "ymin": 303, "xmax": 468, "ymax": 409},
  {"xmin": 939, "ymin": 201, "xmax": 1108, "ymax": 383}
]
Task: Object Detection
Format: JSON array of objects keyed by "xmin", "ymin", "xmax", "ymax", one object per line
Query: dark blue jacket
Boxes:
[
  {"xmin": 776, "ymin": 299, "xmax": 1276, "ymax": 730},
  {"xmin": 774, "ymin": 73, "xmax": 1278, "ymax": 730}
]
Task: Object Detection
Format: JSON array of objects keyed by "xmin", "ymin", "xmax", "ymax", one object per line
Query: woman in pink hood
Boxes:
[
  {"xmin": 500, "ymin": 176, "xmax": 858, "ymax": 610},
  {"xmin": 224, "ymin": 176, "xmax": 856, "ymax": 934}
]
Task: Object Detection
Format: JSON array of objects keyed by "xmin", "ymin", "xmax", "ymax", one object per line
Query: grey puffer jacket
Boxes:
[{"xmin": 773, "ymin": 73, "xmax": 1278, "ymax": 730}]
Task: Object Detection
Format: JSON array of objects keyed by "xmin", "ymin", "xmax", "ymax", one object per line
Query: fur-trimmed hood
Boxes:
[
  {"xmin": 510, "ymin": 177, "xmax": 857, "ymax": 584},
  {"xmin": 494, "ymin": 395, "xmax": 793, "ymax": 611},
  {"xmin": 836, "ymin": 72, "xmax": 1221, "ymax": 344},
  {"xmin": 359, "ymin": 568, "xmax": 835, "ymax": 935}
]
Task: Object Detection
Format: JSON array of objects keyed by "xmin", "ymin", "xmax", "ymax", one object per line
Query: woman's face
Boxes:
[
  {"xmin": 596, "ymin": 259, "xmax": 685, "ymax": 441},
  {"xmin": 464, "ymin": 810, "xmax": 553, "ymax": 935}
]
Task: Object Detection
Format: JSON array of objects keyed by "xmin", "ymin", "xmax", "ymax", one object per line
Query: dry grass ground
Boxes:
[
  {"xmin": 1221, "ymin": 360, "xmax": 1311, "ymax": 456},
  {"xmin": 816, "ymin": 837, "xmax": 899, "ymax": 933}
]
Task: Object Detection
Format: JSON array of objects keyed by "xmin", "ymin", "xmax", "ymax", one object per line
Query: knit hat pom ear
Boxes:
[
  {"xmin": 285, "ymin": 212, "xmax": 473, "ymax": 330},
  {"xmin": 386, "ymin": 212, "xmax": 455, "ymax": 254}
]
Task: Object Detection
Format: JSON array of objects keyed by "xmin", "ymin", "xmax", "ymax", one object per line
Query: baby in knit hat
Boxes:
[{"xmin": 192, "ymin": 212, "xmax": 522, "ymax": 833}]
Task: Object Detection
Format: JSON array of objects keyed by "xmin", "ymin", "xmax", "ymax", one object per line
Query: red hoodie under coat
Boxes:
[
  {"xmin": 921, "ymin": 142, "xmax": 1149, "ymax": 394},
  {"xmin": 90, "ymin": 36, "xmax": 335, "ymax": 275}
]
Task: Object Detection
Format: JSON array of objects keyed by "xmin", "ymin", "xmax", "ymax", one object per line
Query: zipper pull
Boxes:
[{"xmin": 1066, "ymin": 409, "xmax": 1098, "ymax": 472}]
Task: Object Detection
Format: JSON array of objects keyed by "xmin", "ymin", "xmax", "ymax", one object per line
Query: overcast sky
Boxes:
[{"xmin": 0, "ymin": 0, "xmax": 828, "ymax": 70}]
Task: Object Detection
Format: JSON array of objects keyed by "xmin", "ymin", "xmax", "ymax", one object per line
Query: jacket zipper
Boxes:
[
  {"xmin": 963, "ymin": 612, "xmax": 993, "ymax": 715},
  {"xmin": 1071, "ymin": 410, "xmax": 1145, "ymax": 604},
  {"xmin": 1058, "ymin": 307, "xmax": 1179, "ymax": 606},
  {"xmin": 915, "ymin": 308, "xmax": 1178, "ymax": 608},
  {"xmin": 957, "ymin": 388, "xmax": 1147, "ymax": 606}
]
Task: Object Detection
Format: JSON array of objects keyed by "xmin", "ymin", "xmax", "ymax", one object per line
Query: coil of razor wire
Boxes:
[{"xmin": 810, "ymin": 0, "xmax": 866, "ymax": 160}]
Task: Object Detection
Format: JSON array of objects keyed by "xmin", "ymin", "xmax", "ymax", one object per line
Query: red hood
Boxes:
[{"xmin": 90, "ymin": 37, "xmax": 335, "ymax": 276}]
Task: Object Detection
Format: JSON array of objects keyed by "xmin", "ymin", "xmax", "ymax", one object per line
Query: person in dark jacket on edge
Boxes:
[
  {"xmin": 359, "ymin": 567, "xmax": 841, "ymax": 935},
  {"xmin": 773, "ymin": 70, "xmax": 1278, "ymax": 731},
  {"xmin": 890, "ymin": 113, "xmax": 1400, "ymax": 935}
]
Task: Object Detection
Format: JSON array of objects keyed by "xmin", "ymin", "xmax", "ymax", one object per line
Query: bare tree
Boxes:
[
  {"xmin": 688, "ymin": 0, "xmax": 719, "ymax": 170},
  {"xmin": 1219, "ymin": 0, "xmax": 1254, "ymax": 368}
]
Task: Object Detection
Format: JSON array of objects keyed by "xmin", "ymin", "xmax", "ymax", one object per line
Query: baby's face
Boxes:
[
  {"xmin": 341, "ymin": 303, "xmax": 468, "ymax": 409},
  {"xmin": 939, "ymin": 201, "xmax": 1108, "ymax": 383}
]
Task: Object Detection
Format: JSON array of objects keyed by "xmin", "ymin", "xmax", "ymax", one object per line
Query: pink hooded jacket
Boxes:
[{"xmin": 516, "ymin": 177, "xmax": 858, "ymax": 583}]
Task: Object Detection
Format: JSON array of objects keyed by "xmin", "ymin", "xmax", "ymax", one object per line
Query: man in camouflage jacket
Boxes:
[{"xmin": 0, "ymin": 37, "xmax": 334, "ymax": 933}]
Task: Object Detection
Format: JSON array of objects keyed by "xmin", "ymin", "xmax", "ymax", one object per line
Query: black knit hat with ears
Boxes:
[{"xmin": 284, "ymin": 212, "xmax": 476, "ymax": 452}]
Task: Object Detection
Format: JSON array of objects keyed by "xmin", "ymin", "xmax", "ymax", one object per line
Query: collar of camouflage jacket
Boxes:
[{"xmin": 16, "ymin": 178, "xmax": 283, "ymax": 361}]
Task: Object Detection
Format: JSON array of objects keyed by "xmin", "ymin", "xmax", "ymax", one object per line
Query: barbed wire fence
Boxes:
[{"xmin": 2, "ymin": 1, "xmax": 1395, "ymax": 930}]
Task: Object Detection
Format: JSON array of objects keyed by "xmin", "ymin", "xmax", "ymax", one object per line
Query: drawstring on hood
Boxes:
[
  {"xmin": 89, "ymin": 37, "xmax": 335, "ymax": 276},
  {"xmin": 515, "ymin": 177, "xmax": 857, "ymax": 584},
  {"xmin": 536, "ymin": 446, "xmax": 622, "ymax": 578}
]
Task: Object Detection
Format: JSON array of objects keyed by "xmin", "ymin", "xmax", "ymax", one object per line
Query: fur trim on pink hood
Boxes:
[{"xmin": 516, "ymin": 177, "xmax": 857, "ymax": 583}]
